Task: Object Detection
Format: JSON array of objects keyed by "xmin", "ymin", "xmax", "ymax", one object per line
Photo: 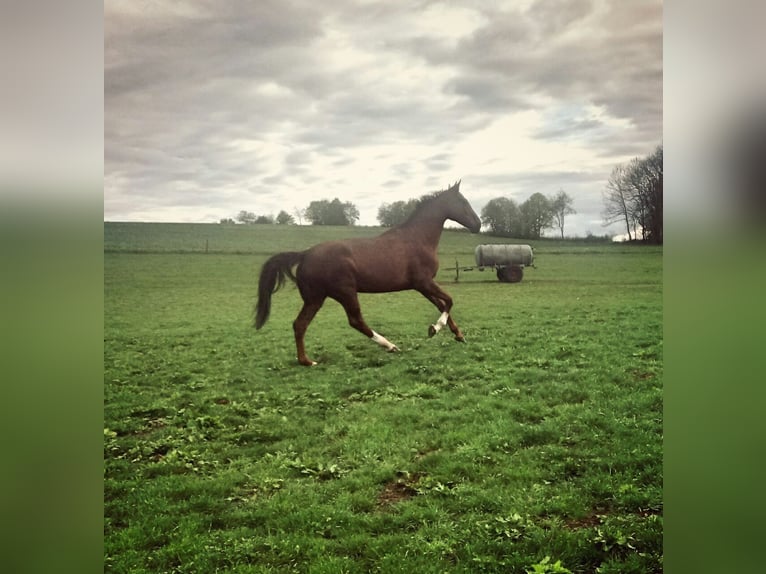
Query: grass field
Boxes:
[{"xmin": 104, "ymin": 222, "xmax": 662, "ymax": 573}]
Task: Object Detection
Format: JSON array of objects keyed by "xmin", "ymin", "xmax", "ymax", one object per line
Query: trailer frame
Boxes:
[
  {"xmin": 452, "ymin": 260, "xmax": 534, "ymax": 283},
  {"xmin": 452, "ymin": 244, "xmax": 537, "ymax": 283}
]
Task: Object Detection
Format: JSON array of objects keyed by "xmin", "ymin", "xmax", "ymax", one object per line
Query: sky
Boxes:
[{"xmin": 105, "ymin": 0, "xmax": 662, "ymax": 237}]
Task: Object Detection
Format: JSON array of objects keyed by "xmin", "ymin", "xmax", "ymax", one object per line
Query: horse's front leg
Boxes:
[
  {"xmin": 442, "ymin": 314, "xmax": 466, "ymax": 342},
  {"xmin": 428, "ymin": 311, "xmax": 450, "ymax": 337},
  {"xmin": 428, "ymin": 311, "xmax": 466, "ymax": 342},
  {"xmin": 419, "ymin": 283, "xmax": 466, "ymax": 342}
]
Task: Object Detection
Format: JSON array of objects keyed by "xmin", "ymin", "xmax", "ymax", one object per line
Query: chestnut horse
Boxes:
[{"xmin": 254, "ymin": 180, "xmax": 482, "ymax": 366}]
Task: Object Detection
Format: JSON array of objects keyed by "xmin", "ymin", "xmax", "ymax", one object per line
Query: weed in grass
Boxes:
[{"xmin": 526, "ymin": 555, "xmax": 574, "ymax": 573}]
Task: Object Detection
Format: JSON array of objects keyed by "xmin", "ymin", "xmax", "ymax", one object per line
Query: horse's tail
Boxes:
[{"xmin": 254, "ymin": 251, "xmax": 305, "ymax": 329}]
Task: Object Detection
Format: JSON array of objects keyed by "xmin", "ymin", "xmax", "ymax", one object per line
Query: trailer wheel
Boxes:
[{"xmin": 497, "ymin": 265, "xmax": 524, "ymax": 283}]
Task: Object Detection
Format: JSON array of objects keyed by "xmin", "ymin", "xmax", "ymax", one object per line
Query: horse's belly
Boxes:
[
  {"xmin": 357, "ymin": 283, "xmax": 410, "ymax": 294},
  {"xmin": 355, "ymin": 261, "xmax": 436, "ymax": 293}
]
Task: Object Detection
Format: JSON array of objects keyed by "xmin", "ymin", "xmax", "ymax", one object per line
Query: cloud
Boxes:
[{"xmin": 105, "ymin": 0, "xmax": 662, "ymax": 235}]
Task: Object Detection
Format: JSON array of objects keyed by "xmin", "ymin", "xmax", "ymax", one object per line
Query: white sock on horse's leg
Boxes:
[
  {"xmin": 371, "ymin": 330, "xmax": 399, "ymax": 352},
  {"xmin": 430, "ymin": 311, "xmax": 450, "ymax": 334}
]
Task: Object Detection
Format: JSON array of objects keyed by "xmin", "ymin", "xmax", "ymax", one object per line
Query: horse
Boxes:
[{"xmin": 254, "ymin": 179, "xmax": 482, "ymax": 366}]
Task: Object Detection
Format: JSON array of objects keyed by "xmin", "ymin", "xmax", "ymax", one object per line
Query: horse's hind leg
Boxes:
[
  {"xmin": 335, "ymin": 292, "xmax": 399, "ymax": 353},
  {"xmin": 293, "ymin": 299, "xmax": 324, "ymax": 366}
]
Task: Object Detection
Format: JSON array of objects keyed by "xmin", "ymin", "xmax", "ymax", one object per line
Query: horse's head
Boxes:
[{"xmin": 445, "ymin": 180, "xmax": 482, "ymax": 233}]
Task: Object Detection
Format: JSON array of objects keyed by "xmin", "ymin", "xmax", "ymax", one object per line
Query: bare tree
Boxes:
[
  {"xmin": 602, "ymin": 164, "xmax": 634, "ymax": 240},
  {"xmin": 602, "ymin": 145, "xmax": 663, "ymax": 243},
  {"xmin": 633, "ymin": 146, "xmax": 663, "ymax": 244},
  {"xmin": 549, "ymin": 189, "xmax": 576, "ymax": 239}
]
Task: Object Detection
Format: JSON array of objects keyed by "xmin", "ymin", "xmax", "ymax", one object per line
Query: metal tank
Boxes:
[
  {"xmin": 473, "ymin": 244, "xmax": 535, "ymax": 283},
  {"xmin": 474, "ymin": 244, "xmax": 534, "ymax": 267}
]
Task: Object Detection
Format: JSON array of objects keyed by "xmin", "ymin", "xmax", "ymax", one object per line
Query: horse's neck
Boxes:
[{"xmin": 399, "ymin": 211, "xmax": 446, "ymax": 247}]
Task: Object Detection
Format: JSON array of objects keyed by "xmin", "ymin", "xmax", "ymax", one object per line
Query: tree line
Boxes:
[
  {"xmin": 476, "ymin": 190, "xmax": 576, "ymax": 239},
  {"xmin": 223, "ymin": 189, "xmax": 577, "ymax": 237},
  {"xmin": 224, "ymin": 148, "xmax": 663, "ymax": 244},
  {"xmin": 602, "ymin": 144, "xmax": 663, "ymax": 244},
  {"xmin": 221, "ymin": 198, "xmax": 360, "ymax": 226},
  {"xmin": 220, "ymin": 211, "xmax": 293, "ymax": 225}
]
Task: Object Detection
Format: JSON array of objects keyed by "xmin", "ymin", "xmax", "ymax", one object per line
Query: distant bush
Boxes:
[{"xmin": 583, "ymin": 231, "xmax": 613, "ymax": 243}]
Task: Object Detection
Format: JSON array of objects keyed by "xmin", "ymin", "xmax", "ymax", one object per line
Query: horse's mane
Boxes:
[
  {"xmin": 399, "ymin": 183, "xmax": 458, "ymax": 227},
  {"xmin": 398, "ymin": 192, "xmax": 439, "ymax": 227}
]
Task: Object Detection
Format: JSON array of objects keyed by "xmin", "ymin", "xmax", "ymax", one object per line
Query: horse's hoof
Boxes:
[
  {"xmin": 298, "ymin": 358, "xmax": 317, "ymax": 366},
  {"xmin": 388, "ymin": 345, "xmax": 400, "ymax": 353},
  {"xmin": 455, "ymin": 335, "xmax": 466, "ymax": 343},
  {"xmin": 428, "ymin": 325, "xmax": 436, "ymax": 338}
]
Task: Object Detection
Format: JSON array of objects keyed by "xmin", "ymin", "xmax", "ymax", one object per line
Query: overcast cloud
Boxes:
[{"xmin": 105, "ymin": 0, "xmax": 662, "ymax": 235}]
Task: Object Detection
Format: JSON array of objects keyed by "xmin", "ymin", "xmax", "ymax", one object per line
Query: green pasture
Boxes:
[{"xmin": 104, "ymin": 222, "xmax": 662, "ymax": 573}]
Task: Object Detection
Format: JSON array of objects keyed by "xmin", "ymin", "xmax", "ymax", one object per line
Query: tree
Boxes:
[
  {"xmin": 236, "ymin": 210, "xmax": 256, "ymax": 224},
  {"xmin": 648, "ymin": 173, "xmax": 663, "ymax": 244},
  {"xmin": 219, "ymin": 217, "xmax": 236, "ymax": 224},
  {"xmin": 549, "ymin": 189, "xmax": 576, "ymax": 239},
  {"xmin": 627, "ymin": 145, "xmax": 663, "ymax": 244},
  {"xmin": 520, "ymin": 193, "xmax": 553, "ymax": 239},
  {"xmin": 602, "ymin": 164, "xmax": 633, "ymax": 240},
  {"xmin": 304, "ymin": 198, "xmax": 360, "ymax": 225},
  {"xmin": 254, "ymin": 214, "xmax": 274, "ymax": 224},
  {"xmin": 377, "ymin": 199, "xmax": 419, "ymax": 227},
  {"xmin": 292, "ymin": 207, "xmax": 305, "ymax": 226},
  {"xmin": 481, "ymin": 197, "xmax": 521, "ymax": 237},
  {"xmin": 276, "ymin": 210, "xmax": 295, "ymax": 225},
  {"xmin": 343, "ymin": 201, "xmax": 360, "ymax": 226},
  {"xmin": 602, "ymin": 145, "xmax": 663, "ymax": 244}
]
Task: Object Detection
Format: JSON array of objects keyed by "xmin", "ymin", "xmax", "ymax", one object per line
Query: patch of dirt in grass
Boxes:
[
  {"xmin": 636, "ymin": 507, "xmax": 663, "ymax": 518},
  {"xmin": 565, "ymin": 511, "xmax": 604, "ymax": 529},
  {"xmin": 130, "ymin": 407, "xmax": 173, "ymax": 419},
  {"xmin": 415, "ymin": 447, "xmax": 441, "ymax": 460},
  {"xmin": 377, "ymin": 472, "xmax": 422, "ymax": 508},
  {"xmin": 565, "ymin": 506, "xmax": 662, "ymax": 529},
  {"xmin": 132, "ymin": 417, "xmax": 168, "ymax": 436}
]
